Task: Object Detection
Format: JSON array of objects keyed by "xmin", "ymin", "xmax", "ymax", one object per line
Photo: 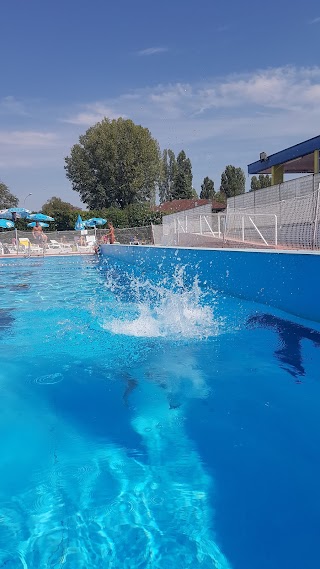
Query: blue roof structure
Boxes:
[{"xmin": 248, "ymin": 135, "xmax": 320, "ymax": 175}]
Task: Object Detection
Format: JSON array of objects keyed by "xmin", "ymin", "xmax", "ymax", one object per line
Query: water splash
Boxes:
[{"xmin": 102, "ymin": 265, "xmax": 221, "ymax": 339}]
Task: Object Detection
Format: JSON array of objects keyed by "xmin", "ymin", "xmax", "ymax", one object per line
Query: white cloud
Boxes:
[
  {"xmin": 136, "ymin": 47, "xmax": 168, "ymax": 56},
  {"xmin": 309, "ymin": 16, "xmax": 320, "ymax": 24},
  {"xmin": 63, "ymin": 102, "xmax": 123, "ymax": 126},
  {"xmin": 59, "ymin": 66, "xmax": 320, "ymax": 142},
  {"xmin": 0, "ymin": 96, "xmax": 29, "ymax": 116},
  {"xmin": 0, "ymin": 131, "xmax": 58, "ymax": 147},
  {"xmin": 2, "ymin": 65, "xmax": 320, "ymax": 205}
]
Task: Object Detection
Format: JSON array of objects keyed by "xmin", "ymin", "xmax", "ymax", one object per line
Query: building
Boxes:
[{"xmin": 248, "ymin": 135, "xmax": 320, "ymax": 185}]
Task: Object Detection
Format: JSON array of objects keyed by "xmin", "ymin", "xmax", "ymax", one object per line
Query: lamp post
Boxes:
[{"xmin": 23, "ymin": 192, "xmax": 32, "ymax": 207}]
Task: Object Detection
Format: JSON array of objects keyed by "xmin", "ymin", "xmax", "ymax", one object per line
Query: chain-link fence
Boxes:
[
  {"xmin": 152, "ymin": 182, "xmax": 320, "ymax": 250},
  {"xmin": 226, "ymin": 175, "xmax": 320, "ymax": 250}
]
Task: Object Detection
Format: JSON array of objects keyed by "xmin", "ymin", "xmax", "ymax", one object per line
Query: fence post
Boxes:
[
  {"xmin": 312, "ymin": 183, "xmax": 320, "ymax": 250},
  {"xmin": 274, "ymin": 216, "xmax": 278, "ymax": 247},
  {"xmin": 241, "ymin": 216, "xmax": 245, "ymax": 242}
]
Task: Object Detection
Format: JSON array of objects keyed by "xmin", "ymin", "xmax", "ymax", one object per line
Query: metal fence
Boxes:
[
  {"xmin": 226, "ymin": 174, "xmax": 320, "ymax": 250},
  {"xmin": 227, "ymin": 173, "xmax": 320, "ymax": 211},
  {"xmin": 152, "ymin": 181, "xmax": 320, "ymax": 250},
  {"xmin": 0, "ymin": 225, "xmax": 154, "ymax": 257}
]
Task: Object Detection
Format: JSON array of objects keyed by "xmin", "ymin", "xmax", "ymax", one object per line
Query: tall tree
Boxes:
[
  {"xmin": 65, "ymin": 118, "xmax": 161, "ymax": 209},
  {"xmin": 171, "ymin": 150, "xmax": 193, "ymax": 199},
  {"xmin": 0, "ymin": 182, "xmax": 18, "ymax": 209},
  {"xmin": 41, "ymin": 196, "xmax": 80, "ymax": 231},
  {"xmin": 159, "ymin": 149, "xmax": 177, "ymax": 203},
  {"xmin": 191, "ymin": 188, "xmax": 199, "ymax": 199},
  {"xmin": 250, "ymin": 174, "xmax": 272, "ymax": 191},
  {"xmin": 200, "ymin": 176, "xmax": 215, "ymax": 199},
  {"xmin": 220, "ymin": 165, "xmax": 245, "ymax": 199}
]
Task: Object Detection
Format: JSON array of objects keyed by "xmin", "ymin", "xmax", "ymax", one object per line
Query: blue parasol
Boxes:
[
  {"xmin": 0, "ymin": 219, "xmax": 15, "ymax": 229},
  {"xmin": 74, "ymin": 214, "xmax": 85, "ymax": 230},
  {"xmin": 0, "ymin": 207, "xmax": 31, "ymax": 220},
  {"xmin": 27, "ymin": 222, "xmax": 49, "ymax": 228},
  {"xmin": 27, "ymin": 213, "xmax": 55, "ymax": 222},
  {"xmin": 84, "ymin": 217, "xmax": 107, "ymax": 227}
]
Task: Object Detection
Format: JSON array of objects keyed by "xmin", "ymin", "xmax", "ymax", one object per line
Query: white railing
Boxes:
[
  {"xmin": 158, "ymin": 211, "xmax": 278, "ymax": 247},
  {"xmin": 220, "ymin": 213, "xmax": 278, "ymax": 247}
]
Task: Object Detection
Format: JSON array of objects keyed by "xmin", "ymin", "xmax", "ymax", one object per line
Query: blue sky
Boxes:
[{"xmin": 1, "ymin": 0, "xmax": 320, "ymax": 210}]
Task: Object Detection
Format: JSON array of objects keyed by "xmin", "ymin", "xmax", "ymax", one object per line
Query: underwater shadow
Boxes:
[
  {"xmin": 0, "ymin": 308, "xmax": 15, "ymax": 332},
  {"xmin": 247, "ymin": 313, "xmax": 320, "ymax": 378}
]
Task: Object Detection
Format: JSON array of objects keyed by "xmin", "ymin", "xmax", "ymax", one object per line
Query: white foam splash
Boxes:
[{"xmin": 103, "ymin": 267, "xmax": 220, "ymax": 339}]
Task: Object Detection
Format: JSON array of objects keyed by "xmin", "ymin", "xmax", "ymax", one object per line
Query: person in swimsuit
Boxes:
[
  {"xmin": 107, "ymin": 222, "xmax": 115, "ymax": 244},
  {"xmin": 32, "ymin": 222, "xmax": 47, "ymax": 245},
  {"xmin": 32, "ymin": 221, "xmax": 43, "ymax": 241}
]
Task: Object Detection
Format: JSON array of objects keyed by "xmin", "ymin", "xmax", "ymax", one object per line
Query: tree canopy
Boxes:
[
  {"xmin": 42, "ymin": 196, "xmax": 80, "ymax": 231},
  {"xmin": 159, "ymin": 149, "xmax": 177, "ymax": 203},
  {"xmin": 200, "ymin": 176, "xmax": 215, "ymax": 199},
  {"xmin": 220, "ymin": 165, "xmax": 245, "ymax": 198},
  {"xmin": 0, "ymin": 182, "xmax": 18, "ymax": 209},
  {"xmin": 171, "ymin": 150, "xmax": 194, "ymax": 200},
  {"xmin": 250, "ymin": 174, "xmax": 272, "ymax": 191},
  {"xmin": 40, "ymin": 196, "xmax": 162, "ymax": 231},
  {"xmin": 65, "ymin": 118, "xmax": 161, "ymax": 209}
]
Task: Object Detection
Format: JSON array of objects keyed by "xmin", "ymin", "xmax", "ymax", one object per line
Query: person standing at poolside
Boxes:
[
  {"xmin": 107, "ymin": 222, "xmax": 115, "ymax": 244},
  {"xmin": 32, "ymin": 221, "xmax": 43, "ymax": 242},
  {"xmin": 32, "ymin": 221, "xmax": 47, "ymax": 246}
]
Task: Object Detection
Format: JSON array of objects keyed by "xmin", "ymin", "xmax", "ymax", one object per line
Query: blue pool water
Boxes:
[{"xmin": 1, "ymin": 254, "xmax": 320, "ymax": 568}]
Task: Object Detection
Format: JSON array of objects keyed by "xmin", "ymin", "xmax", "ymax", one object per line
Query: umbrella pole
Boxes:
[{"xmin": 15, "ymin": 228, "xmax": 18, "ymax": 255}]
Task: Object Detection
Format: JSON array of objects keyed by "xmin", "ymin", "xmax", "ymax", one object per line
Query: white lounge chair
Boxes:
[
  {"xmin": 50, "ymin": 239, "xmax": 73, "ymax": 251},
  {"xmin": 49, "ymin": 239, "xmax": 62, "ymax": 249}
]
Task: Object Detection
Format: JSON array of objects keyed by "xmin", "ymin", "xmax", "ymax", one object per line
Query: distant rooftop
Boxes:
[{"xmin": 155, "ymin": 199, "xmax": 226, "ymax": 214}]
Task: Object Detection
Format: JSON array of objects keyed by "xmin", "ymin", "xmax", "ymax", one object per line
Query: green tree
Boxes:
[
  {"xmin": 191, "ymin": 188, "xmax": 198, "ymax": 199},
  {"xmin": 200, "ymin": 177, "xmax": 215, "ymax": 199},
  {"xmin": 0, "ymin": 182, "xmax": 18, "ymax": 209},
  {"xmin": 213, "ymin": 191, "xmax": 226, "ymax": 204},
  {"xmin": 65, "ymin": 118, "xmax": 161, "ymax": 209},
  {"xmin": 220, "ymin": 165, "xmax": 245, "ymax": 199},
  {"xmin": 250, "ymin": 174, "xmax": 272, "ymax": 191},
  {"xmin": 159, "ymin": 149, "xmax": 177, "ymax": 203},
  {"xmin": 41, "ymin": 196, "xmax": 80, "ymax": 231},
  {"xmin": 126, "ymin": 204, "xmax": 163, "ymax": 227},
  {"xmin": 171, "ymin": 150, "xmax": 193, "ymax": 199}
]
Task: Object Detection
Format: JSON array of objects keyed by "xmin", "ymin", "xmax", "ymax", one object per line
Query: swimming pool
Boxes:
[{"xmin": 1, "ymin": 253, "xmax": 320, "ymax": 568}]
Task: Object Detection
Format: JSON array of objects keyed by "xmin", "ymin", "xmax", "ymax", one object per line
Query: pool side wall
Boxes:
[{"xmin": 99, "ymin": 245, "xmax": 320, "ymax": 323}]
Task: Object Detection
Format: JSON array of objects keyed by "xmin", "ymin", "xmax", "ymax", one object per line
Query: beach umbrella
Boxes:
[
  {"xmin": 0, "ymin": 219, "xmax": 15, "ymax": 229},
  {"xmin": 84, "ymin": 217, "xmax": 107, "ymax": 237},
  {"xmin": 27, "ymin": 213, "xmax": 55, "ymax": 222},
  {"xmin": 84, "ymin": 217, "xmax": 107, "ymax": 227},
  {"xmin": 0, "ymin": 207, "xmax": 31, "ymax": 220},
  {"xmin": 74, "ymin": 214, "xmax": 85, "ymax": 231},
  {"xmin": 27, "ymin": 222, "xmax": 49, "ymax": 228}
]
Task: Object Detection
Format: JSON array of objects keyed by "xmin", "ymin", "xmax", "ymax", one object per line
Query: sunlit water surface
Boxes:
[{"xmin": 0, "ymin": 255, "xmax": 320, "ymax": 569}]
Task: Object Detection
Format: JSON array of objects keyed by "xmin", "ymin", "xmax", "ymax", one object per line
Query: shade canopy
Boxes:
[
  {"xmin": 0, "ymin": 219, "xmax": 15, "ymax": 229},
  {"xmin": 0, "ymin": 207, "xmax": 31, "ymax": 219},
  {"xmin": 27, "ymin": 213, "xmax": 55, "ymax": 222},
  {"xmin": 84, "ymin": 217, "xmax": 107, "ymax": 227},
  {"xmin": 74, "ymin": 214, "xmax": 86, "ymax": 230},
  {"xmin": 27, "ymin": 222, "xmax": 49, "ymax": 228}
]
